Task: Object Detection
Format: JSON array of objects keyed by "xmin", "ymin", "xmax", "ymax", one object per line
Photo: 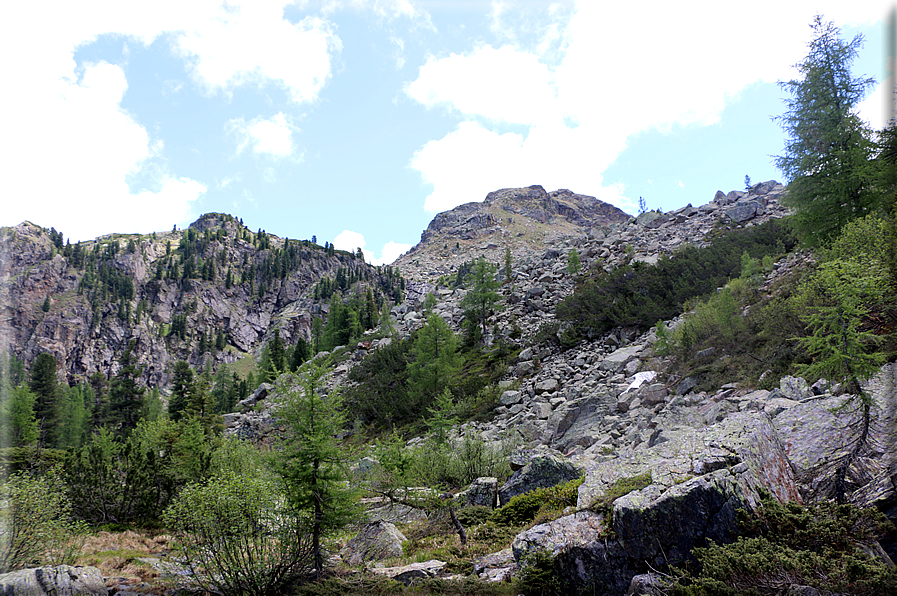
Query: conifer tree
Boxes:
[
  {"xmin": 29, "ymin": 352, "xmax": 61, "ymax": 447},
  {"xmin": 107, "ymin": 340, "xmax": 146, "ymax": 436},
  {"xmin": 271, "ymin": 363, "xmax": 357, "ymax": 577},
  {"xmin": 775, "ymin": 15, "xmax": 878, "ymax": 245},
  {"xmin": 461, "ymin": 257, "xmax": 502, "ymax": 340}
]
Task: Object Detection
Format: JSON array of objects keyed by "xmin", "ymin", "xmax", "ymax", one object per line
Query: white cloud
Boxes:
[
  {"xmin": 857, "ymin": 75, "xmax": 896, "ymax": 130},
  {"xmin": 406, "ymin": 45, "xmax": 560, "ymax": 126},
  {"xmin": 333, "ymin": 230, "xmax": 410, "ymax": 265},
  {"xmin": 678, "ymin": 180, "xmax": 684, "ymax": 188},
  {"xmin": 0, "ymin": 1, "xmax": 341, "ymax": 241},
  {"xmin": 406, "ymin": 1, "xmax": 887, "ymax": 216},
  {"xmin": 227, "ymin": 113, "xmax": 296, "ymax": 158},
  {"xmin": 175, "ymin": 2, "xmax": 339, "ymax": 104}
]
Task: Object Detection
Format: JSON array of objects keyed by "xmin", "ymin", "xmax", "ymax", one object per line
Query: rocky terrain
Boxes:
[
  {"xmin": 218, "ymin": 180, "xmax": 897, "ymax": 594},
  {"xmin": 4, "ymin": 178, "xmax": 896, "ymax": 595},
  {"xmin": 0, "ymin": 213, "xmax": 399, "ymax": 389}
]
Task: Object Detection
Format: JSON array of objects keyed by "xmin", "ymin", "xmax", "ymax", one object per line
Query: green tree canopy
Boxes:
[
  {"xmin": 775, "ymin": 15, "xmax": 879, "ymax": 245},
  {"xmin": 461, "ymin": 257, "xmax": 501, "ymax": 340}
]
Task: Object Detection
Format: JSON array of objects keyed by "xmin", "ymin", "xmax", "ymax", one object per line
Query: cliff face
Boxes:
[{"xmin": 0, "ymin": 214, "xmax": 397, "ymax": 389}]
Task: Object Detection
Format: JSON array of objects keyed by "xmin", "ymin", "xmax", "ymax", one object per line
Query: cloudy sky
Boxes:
[{"xmin": 2, "ymin": 1, "xmax": 893, "ymax": 265}]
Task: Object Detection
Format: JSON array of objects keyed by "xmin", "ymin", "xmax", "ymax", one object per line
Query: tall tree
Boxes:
[
  {"xmin": 107, "ymin": 340, "xmax": 146, "ymax": 436},
  {"xmin": 29, "ymin": 352, "xmax": 61, "ymax": 447},
  {"xmin": 775, "ymin": 15, "xmax": 878, "ymax": 246},
  {"xmin": 461, "ymin": 257, "xmax": 502, "ymax": 340},
  {"xmin": 407, "ymin": 314, "xmax": 460, "ymax": 404},
  {"xmin": 270, "ymin": 363, "xmax": 357, "ymax": 577},
  {"xmin": 169, "ymin": 360, "xmax": 194, "ymax": 422}
]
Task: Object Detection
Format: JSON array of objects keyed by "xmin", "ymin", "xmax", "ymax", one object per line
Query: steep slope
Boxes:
[{"xmin": 0, "ymin": 213, "xmax": 402, "ymax": 388}]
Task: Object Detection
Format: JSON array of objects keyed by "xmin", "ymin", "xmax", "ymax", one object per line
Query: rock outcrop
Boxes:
[{"xmin": 0, "ymin": 566, "xmax": 108, "ymax": 596}]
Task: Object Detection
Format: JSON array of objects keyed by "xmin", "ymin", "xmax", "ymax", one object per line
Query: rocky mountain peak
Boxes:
[{"xmin": 399, "ymin": 185, "xmax": 630, "ymax": 283}]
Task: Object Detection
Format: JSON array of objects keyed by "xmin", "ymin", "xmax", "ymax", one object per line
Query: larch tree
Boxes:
[
  {"xmin": 270, "ymin": 363, "xmax": 357, "ymax": 578},
  {"xmin": 775, "ymin": 15, "xmax": 879, "ymax": 246}
]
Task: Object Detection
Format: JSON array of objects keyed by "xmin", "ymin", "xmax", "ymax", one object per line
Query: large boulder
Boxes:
[
  {"xmin": 0, "ymin": 566, "xmax": 108, "ymax": 596},
  {"xmin": 499, "ymin": 452, "xmax": 582, "ymax": 506},
  {"xmin": 456, "ymin": 477, "xmax": 498, "ymax": 508},
  {"xmin": 340, "ymin": 521, "xmax": 407, "ymax": 565},
  {"xmin": 514, "ymin": 413, "xmax": 802, "ymax": 594}
]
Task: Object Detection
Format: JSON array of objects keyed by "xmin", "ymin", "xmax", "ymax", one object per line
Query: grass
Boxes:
[{"xmin": 77, "ymin": 530, "xmax": 174, "ymax": 592}]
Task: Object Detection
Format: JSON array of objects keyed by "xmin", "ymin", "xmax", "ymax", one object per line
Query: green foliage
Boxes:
[
  {"xmin": 2, "ymin": 386, "xmax": 39, "ymax": 447},
  {"xmin": 491, "ymin": 477, "xmax": 583, "ymax": 527},
  {"xmin": 0, "ymin": 469, "xmax": 88, "ymax": 572},
  {"xmin": 107, "ymin": 340, "xmax": 146, "ymax": 436},
  {"xmin": 558, "ymin": 218, "xmax": 796, "ymax": 339},
  {"xmin": 516, "ymin": 549, "xmax": 565, "ymax": 596},
  {"xmin": 29, "ymin": 352, "xmax": 61, "ymax": 446},
  {"xmin": 461, "ymin": 258, "xmax": 502, "ymax": 340},
  {"xmin": 588, "ymin": 472, "xmax": 651, "ymax": 515},
  {"xmin": 566, "ymin": 248, "xmax": 581, "ymax": 274},
  {"xmin": 65, "ymin": 418, "xmax": 214, "ymax": 525},
  {"xmin": 775, "ymin": 16, "xmax": 879, "ymax": 246},
  {"xmin": 163, "ymin": 472, "xmax": 315, "ymax": 596},
  {"xmin": 270, "ymin": 364, "xmax": 358, "ymax": 576},
  {"xmin": 407, "ymin": 314, "xmax": 461, "ymax": 404},
  {"xmin": 671, "ymin": 492, "xmax": 897, "ymax": 595}
]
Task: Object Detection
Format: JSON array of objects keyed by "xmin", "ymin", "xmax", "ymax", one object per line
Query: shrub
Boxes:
[
  {"xmin": 0, "ymin": 469, "xmax": 88, "ymax": 572},
  {"xmin": 516, "ymin": 549, "xmax": 565, "ymax": 596},
  {"xmin": 589, "ymin": 472, "xmax": 651, "ymax": 516},
  {"xmin": 491, "ymin": 477, "xmax": 583, "ymax": 527},
  {"xmin": 557, "ymin": 218, "xmax": 796, "ymax": 339},
  {"xmin": 670, "ymin": 491, "xmax": 897, "ymax": 595},
  {"xmin": 162, "ymin": 472, "xmax": 315, "ymax": 596}
]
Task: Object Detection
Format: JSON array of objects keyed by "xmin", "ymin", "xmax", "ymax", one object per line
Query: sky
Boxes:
[{"xmin": 2, "ymin": 1, "xmax": 894, "ymax": 265}]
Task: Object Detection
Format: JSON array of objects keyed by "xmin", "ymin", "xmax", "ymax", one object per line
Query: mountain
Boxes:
[
  {"xmin": 0, "ymin": 213, "xmax": 402, "ymax": 389},
  {"xmin": 396, "ymin": 185, "xmax": 630, "ymax": 282}
]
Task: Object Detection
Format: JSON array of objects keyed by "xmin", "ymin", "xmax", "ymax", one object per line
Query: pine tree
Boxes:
[
  {"xmin": 775, "ymin": 16, "xmax": 879, "ymax": 245},
  {"xmin": 460, "ymin": 257, "xmax": 502, "ymax": 340},
  {"xmin": 29, "ymin": 352, "xmax": 61, "ymax": 447},
  {"xmin": 107, "ymin": 340, "xmax": 146, "ymax": 436},
  {"xmin": 407, "ymin": 314, "xmax": 460, "ymax": 404},
  {"xmin": 169, "ymin": 360, "xmax": 194, "ymax": 422},
  {"xmin": 270, "ymin": 363, "xmax": 357, "ymax": 577}
]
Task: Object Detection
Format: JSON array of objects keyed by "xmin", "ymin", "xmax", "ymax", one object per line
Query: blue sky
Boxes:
[{"xmin": 2, "ymin": 1, "xmax": 893, "ymax": 264}]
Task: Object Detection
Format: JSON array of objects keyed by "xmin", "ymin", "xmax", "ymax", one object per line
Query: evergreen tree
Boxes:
[
  {"xmin": 5, "ymin": 386, "xmax": 39, "ymax": 446},
  {"xmin": 107, "ymin": 340, "xmax": 146, "ymax": 436},
  {"xmin": 41, "ymin": 294, "xmax": 50, "ymax": 312},
  {"xmin": 407, "ymin": 314, "xmax": 460, "ymax": 405},
  {"xmin": 28, "ymin": 352, "xmax": 61, "ymax": 447},
  {"xmin": 169, "ymin": 360, "xmax": 194, "ymax": 422},
  {"xmin": 270, "ymin": 363, "xmax": 357, "ymax": 577},
  {"xmin": 775, "ymin": 15, "xmax": 879, "ymax": 245},
  {"xmin": 290, "ymin": 338, "xmax": 310, "ymax": 372},
  {"xmin": 567, "ymin": 248, "xmax": 582, "ymax": 274},
  {"xmin": 460, "ymin": 257, "xmax": 502, "ymax": 340}
]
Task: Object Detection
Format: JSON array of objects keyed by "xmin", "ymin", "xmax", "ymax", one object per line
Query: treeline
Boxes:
[
  {"xmin": 556, "ymin": 218, "xmax": 798, "ymax": 339},
  {"xmin": 0, "ymin": 345, "xmax": 250, "ymax": 457}
]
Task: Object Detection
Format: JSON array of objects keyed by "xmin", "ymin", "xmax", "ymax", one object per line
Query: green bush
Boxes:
[
  {"xmin": 491, "ymin": 477, "xmax": 583, "ymax": 527},
  {"xmin": 671, "ymin": 491, "xmax": 897, "ymax": 595},
  {"xmin": 589, "ymin": 472, "xmax": 651, "ymax": 516},
  {"xmin": 162, "ymin": 472, "xmax": 315, "ymax": 596},
  {"xmin": 409, "ymin": 434, "xmax": 512, "ymax": 490},
  {"xmin": 0, "ymin": 469, "xmax": 88, "ymax": 572},
  {"xmin": 557, "ymin": 218, "xmax": 796, "ymax": 339},
  {"xmin": 516, "ymin": 549, "xmax": 566, "ymax": 596}
]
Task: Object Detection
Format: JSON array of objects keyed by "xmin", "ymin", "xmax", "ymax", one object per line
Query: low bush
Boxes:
[
  {"xmin": 162, "ymin": 472, "xmax": 315, "ymax": 596},
  {"xmin": 491, "ymin": 477, "xmax": 583, "ymax": 527},
  {"xmin": 558, "ymin": 218, "xmax": 796, "ymax": 339},
  {"xmin": 670, "ymin": 491, "xmax": 897, "ymax": 595},
  {"xmin": 589, "ymin": 472, "xmax": 652, "ymax": 516},
  {"xmin": 0, "ymin": 469, "xmax": 88, "ymax": 572}
]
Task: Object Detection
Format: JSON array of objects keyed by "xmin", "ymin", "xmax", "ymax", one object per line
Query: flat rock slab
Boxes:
[
  {"xmin": 0, "ymin": 566, "xmax": 108, "ymax": 596},
  {"xmin": 369, "ymin": 560, "xmax": 446, "ymax": 585}
]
